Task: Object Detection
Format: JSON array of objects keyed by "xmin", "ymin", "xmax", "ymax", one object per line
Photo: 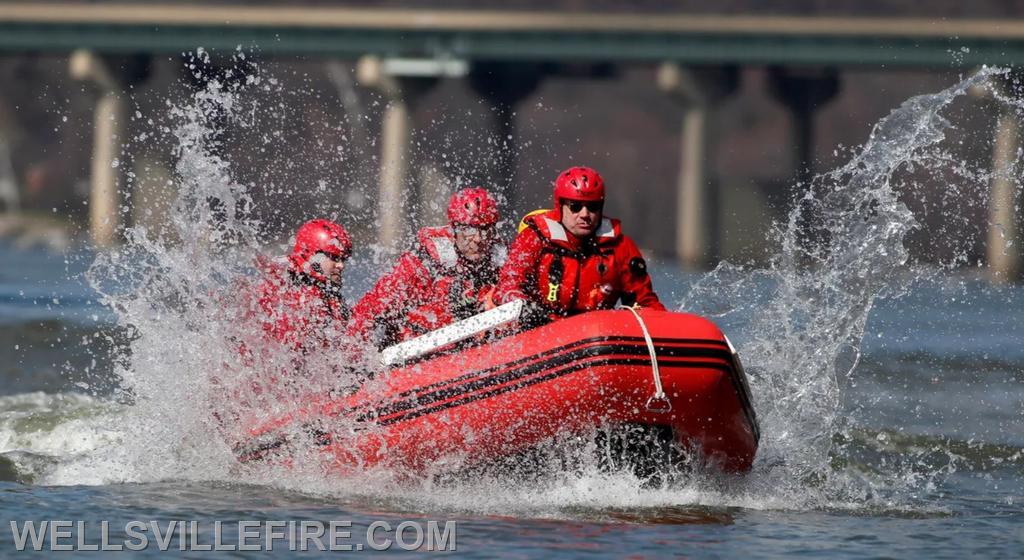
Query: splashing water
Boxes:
[
  {"xmin": 53, "ymin": 58, "xmax": 1019, "ymax": 516},
  {"xmin": 683, "ymin": 66, "xmax": 1019, "ymax": 511},
  {"xmin": 79, "ymin": 52, "xmax": 267, "ymax": 484}
]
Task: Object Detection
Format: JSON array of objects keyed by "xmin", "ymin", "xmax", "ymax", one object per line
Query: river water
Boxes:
[{"xmin": 1, "ymin": 60, "xmax": 1022, "ymax": 557}]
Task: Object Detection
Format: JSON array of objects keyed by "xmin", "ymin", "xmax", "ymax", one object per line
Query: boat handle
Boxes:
[{"xmin": 622, "ymin": 306, "xmax": 672, "ymax": 414}]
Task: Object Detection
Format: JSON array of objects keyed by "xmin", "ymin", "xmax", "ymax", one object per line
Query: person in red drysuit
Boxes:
[
  {"xmin": 493, "ymin": 166, "xmax": 665, "ymax": 322},
  {"xmin": 349, "ymin": 187, "xmax": 505, "ymax": 349},
  {"xmin": 251, "ymin": 218, "xmax": 353, "ymax": 353},
  {"xmin": 217, "ymin": 219, "xmax": 354, "ymax": 430}
]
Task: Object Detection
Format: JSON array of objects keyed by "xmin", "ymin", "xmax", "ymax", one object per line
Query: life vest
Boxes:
[
  {"xmin": 523, "ymin": 211, "xmax": 625, "ymax": 315},
  {"xmin": 404, "ymin": 226, "xmax": 506, "ymax": 336}
]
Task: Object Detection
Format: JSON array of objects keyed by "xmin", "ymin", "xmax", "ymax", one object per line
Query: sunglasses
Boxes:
[
  {"xmin": 564, "ymin": 200, "xmax": 604, "ymax": 214},
  {"xmin": 314, "ymin": 251, "xmax": 348, "ymax": 263},
  {"xmin": 454, "ymin": 225, "xmax": 495, "ymax": 238}
]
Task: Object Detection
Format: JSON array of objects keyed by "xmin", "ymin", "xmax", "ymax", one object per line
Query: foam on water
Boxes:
[
  {"xmin": 25, "ymin": 55, "xmax": 1021, "ymax": 516},
  {"xmin": 0, "ymin": 391, "xmax": 125, "ymax": 484},
  {"xmin": 0, "ymin": 392, "xmax": 119, "ymax": 455}
]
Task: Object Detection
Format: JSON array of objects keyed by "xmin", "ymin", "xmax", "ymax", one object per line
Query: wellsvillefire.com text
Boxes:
[{"xmin": 8, "ymin": 520, "xmax": 457, "ymax": 552}]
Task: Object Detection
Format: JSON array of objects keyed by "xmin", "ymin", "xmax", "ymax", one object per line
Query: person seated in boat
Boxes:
[
  {"xmin": 348, "ymin": 187, "xmax": 506, "ymax": 349},
  {"xmin": 249, "ymin": 218, "xmax": 353, "ymax": 353},
  {"xmin": 216, "ymin": 218, "xmax": 355, "ymax": 427},
  {"xmin": 492, "ymin": 166, "xmax": 665, "ymax": 322}
]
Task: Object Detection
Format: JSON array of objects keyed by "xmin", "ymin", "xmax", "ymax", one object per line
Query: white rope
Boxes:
[{"xmin": 623, "ymin": 306, "xmax": 671, "ymax": 413}]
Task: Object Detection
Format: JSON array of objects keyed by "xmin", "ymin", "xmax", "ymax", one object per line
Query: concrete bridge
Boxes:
[{"xmin": 1, "ymin": 3, "xmax": 1021, "ymax": 278}]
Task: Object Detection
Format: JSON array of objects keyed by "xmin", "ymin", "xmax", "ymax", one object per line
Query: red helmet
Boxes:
[
  {"xmin": 288, "ymin": 219, "xmax": 352, "ymax": 278},
  {"xmin": 553, "ymin": 166, "xmax": 605, "ymax": 205},
  {"xmin": 447, "ymin": 187, "xmax": 500, "ymax": 227}
]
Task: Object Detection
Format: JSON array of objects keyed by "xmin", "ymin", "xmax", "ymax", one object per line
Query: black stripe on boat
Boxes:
[
  {"xmin": 359, "ymin": 341, "xmax": 733, "ymax": 423},
  {"xmin": 371, "ymin": 338, "xmax": 758, "ymax": 442},
  {"xmin": 377, "ymin": 357, "xmax": 733, "ymax": 426},
  {"xmin": 324, "ymin": 336, "xmax": 728, "ymax": 421},
  {"xmin": 386, "ymin": 336, "xmax": 729, "ymax": 404},
  {"xmin": 391, "ymin": 329, "xmax": 728, "ymax": 369}
]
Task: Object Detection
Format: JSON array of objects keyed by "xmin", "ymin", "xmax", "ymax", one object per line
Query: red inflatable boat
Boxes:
[{"xmin": 232, "ymin": 307, "xmax": 760, "ymax": 477}]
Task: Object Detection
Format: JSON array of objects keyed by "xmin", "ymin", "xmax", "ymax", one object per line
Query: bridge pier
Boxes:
[
  {"xmin": 468, "ymin": 62, "xmax": 544, "ymax": 211},
  {"xmin": 69, "ymin": 50, "xmax": 149, "ymax": 248},
  {"xmin": 0, "ymin": 136, "xmax": 19, "ymax": 214},
  {"xmin": 357, "ymin": 56, "xmax": 467, "ymax": 249},
  {"xmin": 70, "ymin": 50, "xmax": 128, "ymax": 248},
  {"xmin": 658, "ymin": 63, "xmax": 738, "ymax": 269},
  {"xmin": 768, "ymin": 66, "xmax": 840, "ymax": 259},
  {"xmin": 987, "ymin": 76, "xmax": 1021, "ymax": 282}
]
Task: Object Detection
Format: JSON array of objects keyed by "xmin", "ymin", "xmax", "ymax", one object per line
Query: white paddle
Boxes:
[{"xmin": 380, "ymin": 299, "xmax": 526, "ymax": 367}]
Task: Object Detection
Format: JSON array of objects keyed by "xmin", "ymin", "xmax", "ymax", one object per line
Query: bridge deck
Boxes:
[{"xmin": 1, "ymin": 3, "xmax": 1023, "ymax": 66}]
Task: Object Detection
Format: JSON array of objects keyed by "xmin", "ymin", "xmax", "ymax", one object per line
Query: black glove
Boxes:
[{"xmin": 519, "ymin": 300, "xmax": 551, "ymax": 329}]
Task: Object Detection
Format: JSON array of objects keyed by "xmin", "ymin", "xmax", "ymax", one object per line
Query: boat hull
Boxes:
[{"xmin": 234, "ymin": 309, "xmax": 760, "ymax": 475}]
